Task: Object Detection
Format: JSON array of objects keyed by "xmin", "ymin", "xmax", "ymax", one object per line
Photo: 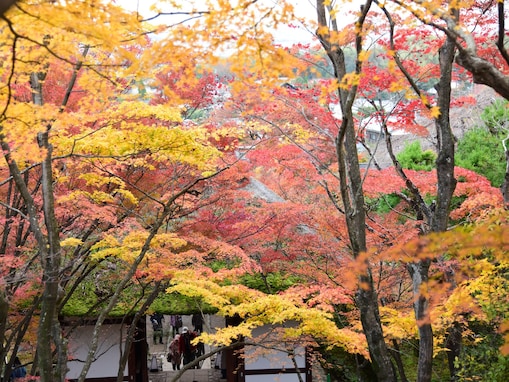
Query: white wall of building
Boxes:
[
  {"xmin": 244, "ymin": 324, "xmax": 307, "ymax": 381},
  {"xmin": 66, "ymin": 324, "xmax": 128, "ymax": 379}
]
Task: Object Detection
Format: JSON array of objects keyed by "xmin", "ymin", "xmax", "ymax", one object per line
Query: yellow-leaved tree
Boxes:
[{"xmin": 0, "ymin": 1, "xmax": 255, "ymax": 381}]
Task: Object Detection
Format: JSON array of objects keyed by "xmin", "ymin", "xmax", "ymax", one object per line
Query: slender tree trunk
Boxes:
[
  {"xmin": 0, "ymin": 293, "xmax": 8, "ymax": 368},
  {"xmin": 77, "ymin": 234, "xmax": 160, "ymax": 382},
  {"xmin": 0, "ymin": 137, "xmax": 50, "ymax": 377},
  {"xmin": 408, "ymin": 260, "xmax": 433, "ymax": 382},
  {"xmin": 445, "ymin": 323, "xmax": 462, "ymax": 381},
  {"xmin": 31, "ymin": 69, "xmax": 66, "ymax": 381},
  {"xmin": 420, "ymin": 9, "xmax": 458, "ymax": 382},
  {"xmin": 40, "ymin": 148, "xmax": 63, "ymax": 382},
  {"xmin": 378, "ymin": 5, "xmax": 458, "ymax": 380},
  {"xmin": 315, "ymin": 1, "xmax": 396, "ymax": 380},
  {"xmin": 390, "ymin": 340, "xmax": 409, "ymax": 382},
  {"xmin": 78, "ymin": 171, "xmax": 215, "ymax": 381},
  {"xmin": 408, "ymin": 33, "xmax": 457, "ymax": 382},
  {"xmin": 340, "ymin": 118, "xmax": 395, "ymax": 381},
  {"xmin": 116, "ymin": 281, "xmax": 166, "ymax": 382},
  {"xmin": 0, "ymin": 65, "xmax": 67, "ymax": 380},
  {"xmin": 356, "ymin": 275, "xmax": 395, "ymax": 381}
]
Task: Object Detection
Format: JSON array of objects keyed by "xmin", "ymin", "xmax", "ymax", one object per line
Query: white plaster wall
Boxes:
[
  {"xmin": 244, "ymin": 345, "xmax": 306, "ymax": 370},
  {"xmin": 66, "ymin": 324, "xmax": 128, "ymax": 379},
  {"xmin": 244, "ymin": 324, "xmax": 306, "ymax": 370}
]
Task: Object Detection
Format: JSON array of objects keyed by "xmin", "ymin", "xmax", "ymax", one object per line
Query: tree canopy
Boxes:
[{"xmin": 0, "ymin": 1, "xmax": 508, "ymax": 382}]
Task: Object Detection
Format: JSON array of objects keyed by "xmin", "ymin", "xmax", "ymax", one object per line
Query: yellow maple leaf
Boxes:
[
  {"xmin": 429, "ymin": 106, "xmax": 441, "ymax": 118},
  {"xmin": 358, "ymin": 50, "xmax": 371, "ymax": 62}
]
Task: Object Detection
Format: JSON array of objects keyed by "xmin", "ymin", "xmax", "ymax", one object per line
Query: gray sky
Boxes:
[{"xmin": 121, "ymin": 0, "xmax": 318, "ymax": 46}]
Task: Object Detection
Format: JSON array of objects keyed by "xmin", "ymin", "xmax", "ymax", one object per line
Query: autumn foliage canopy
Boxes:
[{"xmin": 0, "ymin": 1, "xmax": 508, "ymax": 382}]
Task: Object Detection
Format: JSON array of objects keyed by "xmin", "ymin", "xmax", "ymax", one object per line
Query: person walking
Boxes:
[
  {"xmin": 150, "ymin": 313, "xmax": 164, "ymax": 345},
  {"xmin": 170, "ymin": 314, "xmax": 182, "ymax": 337},
  {"xmin": 192, "ymin": 313, "xmax": 203, "ymax": 333},
  {"xmin": 179, "ymin": 326, "xmax": 197, "ymax": 368},
  {"xmin": 192, "ymin": 313, "xmax": 205, "ymax": 357},
  {"xmin": 167, "ymin": 334, "xmax": 182, "ymax": 370}
]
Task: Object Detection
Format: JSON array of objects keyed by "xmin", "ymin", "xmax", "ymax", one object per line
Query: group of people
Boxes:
[
  {"xmin": 165, "ymin": 313, "xmax": 204, "ymax": 371},
  {"xmin": 150, "ymin": 313, "xmax": 188, "ymax": 345}
]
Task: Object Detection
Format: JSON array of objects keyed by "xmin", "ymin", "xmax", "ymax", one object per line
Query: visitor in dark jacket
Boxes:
[{"xmin": 179, "ymin": 326, "xmax": 198, "ymax": 367}]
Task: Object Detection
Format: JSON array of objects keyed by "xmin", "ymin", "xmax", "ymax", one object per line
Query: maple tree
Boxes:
[
  {"xmin": 384, "ymin": 0, "xmax": 509, "ymax": 208},
  {"xmin": 1, "ymin": 1, "xmax": 509, "ymax": 382},
  {"xmin": 180, "ymin": 124, "xmax": 505, "ymax": 379},
  {"xmin": 374, "ymin": 2, "xmax": 509, "ymax": 380},
  {"xmin": 309, "ymin": 2, "xmax": 506, "ymax": 380},
  {"xmin": 193, "ymin": 1, "xmax": 506, "ymax": 381},
  {"xmin": 150, "ymin": 61, "xmax": 224, "ymax": 121},
  {"xmin": 0, "ymin": 1, "xmax": 252, "ymax": 381}
]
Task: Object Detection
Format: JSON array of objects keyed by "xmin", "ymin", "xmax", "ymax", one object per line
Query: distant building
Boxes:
[
  {"xmin": 224, "ymin": 317, "xmax": 311, "ymax": 382},
  {"xmin": 64, "ymin": 316, "xmax": 148, "ymax": 382}
]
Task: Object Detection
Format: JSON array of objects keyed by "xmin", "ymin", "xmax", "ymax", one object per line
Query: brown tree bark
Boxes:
[
  {"xmin": 316, "ymin": 1, "xmax": 396, "ymax": 380},
  {"xmin": 28, "ymin": 69, "xmax": 67, "ymax": 382},
  {"xmin": 390, "ymin": 340, "xmax": 409, "ymax": 382},
  {"xmin": 379, "ymin": 3, "xmax": 459, "ymax": 381},
  {"xmin": 455, "ymin": 52, "xmax": 509, "ymax": 101}
]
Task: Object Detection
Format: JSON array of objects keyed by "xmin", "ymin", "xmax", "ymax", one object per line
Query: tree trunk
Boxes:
[
  {"xmin": 37, "ymin": 132, "xmax": 65, "ymax": 382},
  {"xmin": 379, "ymin": 13, "xmax": 456, "ymax": 379},
  {"xmin": 341, "ymin": 118, "xmax": 395, "ymax": 381},
  {"xmin": 390, "ymin": 340, "xmax": 409, "ymax": 382},
  {"xmin": 445, "ymin": 323, "xmax": 462, "ymax": 381},
  {"xmin": 315, "ymin": 1, "xmax": 396, "ymax": 380},
  {"xmin": 78, "ymin": 172, "xmax": 214, "ymax": 381},
  {"xmin": 356, "ymin": 272, "xmax": 396, "ymax": 381},
  {"xmin": 0, "ymin": 293, "xmax": 8, "ymax": 369},
  {"xmin": 29, "ymin": 68, "xmax": 67, "ymax": 382},
  {"xmin": 431, "ymin": 29, "xmax": 459, "ymax": 382},
  {"xmin": 416, "ymin": 11, "xmax": 458, "ymax": 382},
  {"xmin": 455, "ymin": 51, "xmax": 509, "ymax": 101},
  {"xmin": 408, "ymin": 260, "xmax": 433, "ymax": 382},
  {"xmin": 116, "ymin": 282, "xmax": 165, "ymax": 382}
]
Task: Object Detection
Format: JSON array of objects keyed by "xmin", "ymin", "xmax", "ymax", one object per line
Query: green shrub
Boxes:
[
  {"xmin": 481, "ymin": 99, "xmax": 509, "ymax": 134},
  {"xmin": 365, "ymin": 193, "xmax": 401, "ymax": 214},
  {"xmin": 397, "ymin": 141, "xmax": 437, "ymax": 171},
  {"xmin": 456, "ymin": 127, "xmax": 506, "ymax": 187},
  {"xmin": 455, "ymin": 331, "xmax": 509, "ymax": 382},
  {"xmin": 240, "ymin": 272, "xmax": 301, "ymax": 293}
]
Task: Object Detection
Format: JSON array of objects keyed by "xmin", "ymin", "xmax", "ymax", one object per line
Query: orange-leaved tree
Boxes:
[
  {"xmin": 197, "ymin": 1, "xmax": 507, "ymax": 381},
  {"xmin": 136, "ymin": 1, "xmax": 508, "ymax": 381},
  {"xmin": 384, "ymin": 0, "xmax": 509, "ymax": 206},
  {"xmin": 2, "ymin": 1, "xmax": 508, "ymax": 382}
]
